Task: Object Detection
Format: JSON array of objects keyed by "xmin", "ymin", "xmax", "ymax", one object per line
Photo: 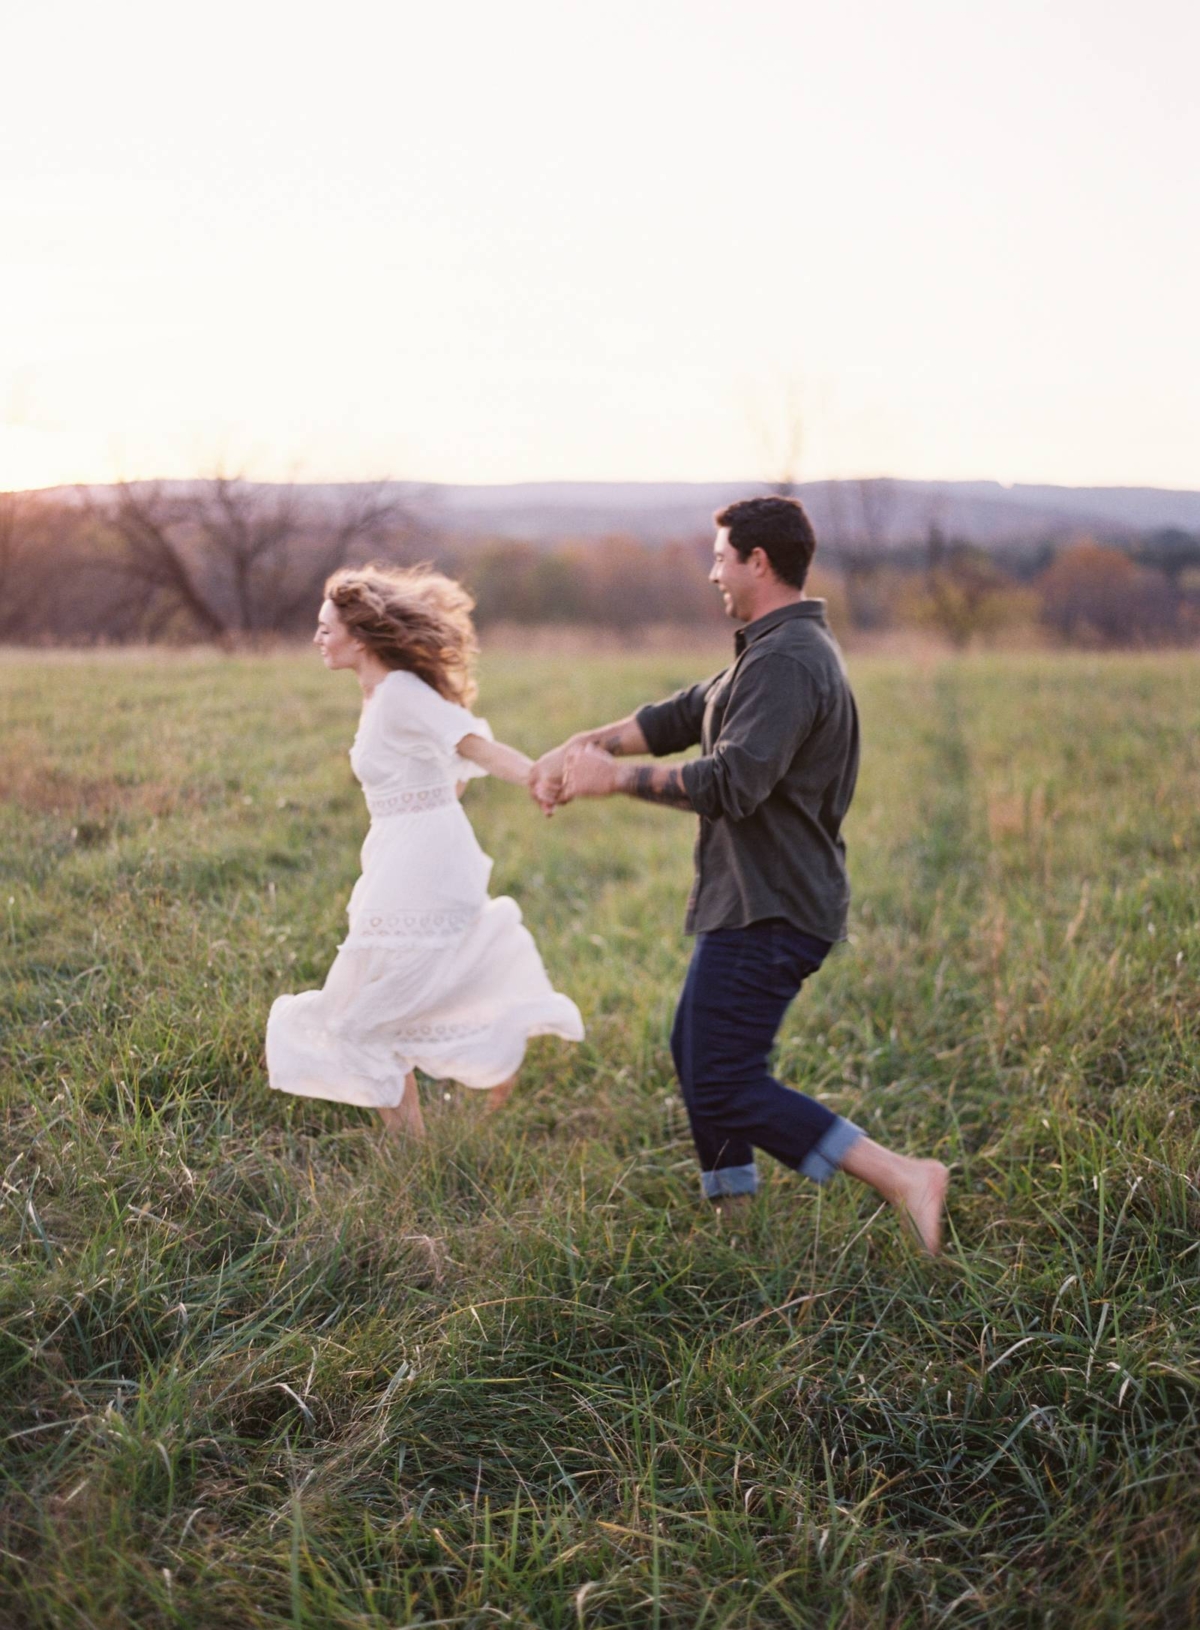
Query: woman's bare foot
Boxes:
[
  {"xmin": 378, "ymin": 1073, "xmax": 425, "ymax": 1140},
  {"xmin": 484, "ymin": 1074, "xmax": 518, "ymax": 1115},
  {"xmin": 839, "ymin": 1137, "xmax": 950, "ymax": 1255}
]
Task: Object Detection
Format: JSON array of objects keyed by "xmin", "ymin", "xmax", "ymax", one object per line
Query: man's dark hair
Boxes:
[{"xmin": 714, "ymin": 495, "xmax": 817, "ymax": 589}]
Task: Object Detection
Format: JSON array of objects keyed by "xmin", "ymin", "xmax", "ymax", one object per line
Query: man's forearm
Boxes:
[
  {"xmin": 615, "ymin": 761, "xmax": 695, "ymax": 810},
  {"xmin": 572, "ymin": 715, "xmax": 648, "ymax": 756}
]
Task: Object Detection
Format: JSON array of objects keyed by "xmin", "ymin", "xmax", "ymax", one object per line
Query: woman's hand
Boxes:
[
  {"xmin": 526, "ymin": 762, "xmax": 558, "ymax": 816},
  {"xmin": 529, "ymin": 746, "xmax": 567, "ymax": 814}
]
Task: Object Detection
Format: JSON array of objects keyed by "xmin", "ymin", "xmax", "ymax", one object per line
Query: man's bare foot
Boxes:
[
  {"xmin": 484, "ymin": 1074, "xmax": 518, "ymax": 1115},
  {"xmin": 378, "ymin": 1075, "xmax": 425, "ymax": 1141},
  {"xmin": 709, "ymin": 1191, "xmax": 753, "ymax": 1247},
  {"xmin": 711, "ymin": 1192, "xmax": 753, "ymax": 1217},
  {"xmin": 839, "ymin": 1137, "xmax": 950, "ymax": 1255},
  {"xmin": 894, "ymin": 1159, "xmax": 950, "ymax": 1255}
]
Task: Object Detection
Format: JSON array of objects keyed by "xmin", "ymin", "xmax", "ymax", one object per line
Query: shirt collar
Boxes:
[{"xmin": 734, "ymin": 598, "xmax": 826, "ymax": 654}]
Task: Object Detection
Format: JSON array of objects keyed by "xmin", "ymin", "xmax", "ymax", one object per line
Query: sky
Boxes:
[{"xmin": 2, "ymin": 0, "xmax": 1198, "ymax": 492}]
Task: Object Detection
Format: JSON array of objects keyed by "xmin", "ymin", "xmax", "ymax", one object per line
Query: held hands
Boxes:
[
  {"xmin": 527, "ymin": 741, "xmax": 619, "ymax": 815},
  {"xmin": 527, "ymin": 744, "xmax": 566, "ymax": 815}
]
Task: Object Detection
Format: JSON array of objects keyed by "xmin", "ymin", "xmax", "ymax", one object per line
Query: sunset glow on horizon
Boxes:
[{"xmin": 3, "ymin": 0, "xmax": 1198, "ymax": 494}]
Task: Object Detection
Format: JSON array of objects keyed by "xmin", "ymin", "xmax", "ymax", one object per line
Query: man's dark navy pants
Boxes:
[{"xmin": 670, "ymin": 917, "xmax": 862, "ymax": 1199}]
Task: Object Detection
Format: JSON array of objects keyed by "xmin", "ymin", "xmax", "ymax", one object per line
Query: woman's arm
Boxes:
[{"xmin": 456, "ymin": 732, "xmax": 533, "ymax": 786}]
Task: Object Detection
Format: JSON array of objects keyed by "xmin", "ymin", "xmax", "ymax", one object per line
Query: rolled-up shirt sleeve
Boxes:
[
  {"xmin": 679, "ymin": 654, "xmax": 820, "ymax": 821},
  {"xmin": 635, "ymin": 676, "xmax": 718, "ymax": 756}
]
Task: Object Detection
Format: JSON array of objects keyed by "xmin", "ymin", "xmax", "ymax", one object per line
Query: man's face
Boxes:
[{"xmin": 709, "ymin": 527, "xmax": 758, "ymax": 621}]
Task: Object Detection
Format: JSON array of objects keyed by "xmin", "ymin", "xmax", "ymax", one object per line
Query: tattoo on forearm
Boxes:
[
  {"xmin": 628, "ymin": 765, "xmax": 695, "ymax": 810},
  {"xmin": 596, "ymin": 730, "xmax": 626, "ymax": 754}
]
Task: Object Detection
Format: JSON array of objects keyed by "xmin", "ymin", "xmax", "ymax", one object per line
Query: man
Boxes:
[{"xmin": 530, "ymin": 496, "xmax": 948, "ymax": 1253}]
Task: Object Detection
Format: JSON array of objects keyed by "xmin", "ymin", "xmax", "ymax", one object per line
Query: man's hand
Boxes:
[
  {"xmin": 528, "ymin": 717, "xmax": 653, "ymax": 814},
  {"xmin": 561, "ymin": 742, "xmax": 621, "ymax": 802},
  {"xmin": 566, "ymin": 749, "xmax": 696, "ymax": 811}
]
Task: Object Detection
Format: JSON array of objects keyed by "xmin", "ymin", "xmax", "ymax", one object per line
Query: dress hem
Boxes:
[{"xmin": 268, "ymin": 1012, "xmax": 584, "ymax": 1105}]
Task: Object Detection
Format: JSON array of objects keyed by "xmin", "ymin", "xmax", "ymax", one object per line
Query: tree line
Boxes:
[{"xmin": 3, "ymin": 480, "xmax": 1199, "ymax": 648}]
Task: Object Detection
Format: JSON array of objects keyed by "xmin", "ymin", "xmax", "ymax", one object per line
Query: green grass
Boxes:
[{"xmin": 2, "ymin": 645, "xmax": 1199, "ymax": 1629}]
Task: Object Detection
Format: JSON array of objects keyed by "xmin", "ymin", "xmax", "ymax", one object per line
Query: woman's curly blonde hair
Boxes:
[{"xmin": 324, "ymin": 564, "xmax": 479, "ymax": 707}]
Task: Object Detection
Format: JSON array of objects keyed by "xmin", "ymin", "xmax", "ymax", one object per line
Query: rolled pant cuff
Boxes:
[
  {"xmin": 799, "ymin": 1116, "xmax": 863, "ymax": 1184},
  {"xmin": 701, "ymin": 1163, "xmax": 759, "ymax": 1200}
]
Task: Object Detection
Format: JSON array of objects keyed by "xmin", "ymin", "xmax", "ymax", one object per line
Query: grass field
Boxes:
[{"xmin": 2, "ymin": 645, "xmax": 1199, "ymax": 1629}]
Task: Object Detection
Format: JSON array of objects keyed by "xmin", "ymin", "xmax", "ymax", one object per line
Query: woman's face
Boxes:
[{"xmin": 314, "ymin": 599, "xmax": 362, "ymax": 670}]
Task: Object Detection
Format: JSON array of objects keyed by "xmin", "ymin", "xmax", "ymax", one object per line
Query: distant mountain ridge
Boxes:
[
  {"xmin": 56, "ymin": 476, "xmax": 1200, "ymax": 548},
  {"xmin": 411, "ymin": 479, "xmax": 1200, "ymax": 547}
]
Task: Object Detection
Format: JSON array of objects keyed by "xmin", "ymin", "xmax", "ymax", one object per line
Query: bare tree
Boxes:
[
  {"xmin": 0, "ymin": 492, "xmax": 81, "ymax": 638},
  {"xmin": 855, "ymin": 477, "xmax": 896, "ymax": 551},
  {"xmin": 0, "ymin": 493, "xmax": 34, "ymax": 637},
  {"xmin": 839, "ymin": 478, "xmax": 897, "ymax": 629},
  {"xmin": 747, "ymin": 377, "xmax": 805, "ymax": 497},
  {"xmin": 95, "ymin": 482, "xmax": 229, "ymax": 638},
  {"xmin": 192, "ymin": 477, "xmax": 412, "ymax": 634},
  {"xmin": 88, "ymin": 477, "xmax": 413, "ymax": 643}
]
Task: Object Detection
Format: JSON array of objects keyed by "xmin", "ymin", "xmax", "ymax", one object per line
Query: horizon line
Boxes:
[{"xmin": 13, "ymin": 474, "xmax": 1200, "ymax": 499}]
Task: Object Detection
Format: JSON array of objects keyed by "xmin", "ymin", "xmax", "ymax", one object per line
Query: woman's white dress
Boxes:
[{"xmin": 266, "ymin": 669, "xmax": 583, "ymax": 1106}]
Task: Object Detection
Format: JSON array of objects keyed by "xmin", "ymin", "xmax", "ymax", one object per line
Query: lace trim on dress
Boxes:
[
  {"xmin": 351, "ymin": 908, "xmax": 479, "ymax": 938},
  {"xmin": 392, "ymin": 1019, "xmax": 493, "ymax": 1044},
  {"xmin": 365, "ymin": 784, "xmax": 457, "ymax": 819}
]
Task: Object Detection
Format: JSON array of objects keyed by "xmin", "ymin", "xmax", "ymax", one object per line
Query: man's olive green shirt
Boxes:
[{"xmin": 635, "ymin": 600, "xmax": 859, "ymax": 942}]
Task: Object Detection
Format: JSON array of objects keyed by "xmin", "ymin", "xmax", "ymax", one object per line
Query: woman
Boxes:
[{"xmin": 266, "ymin": 564, "xmax": 583, "ymax": 1137}]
